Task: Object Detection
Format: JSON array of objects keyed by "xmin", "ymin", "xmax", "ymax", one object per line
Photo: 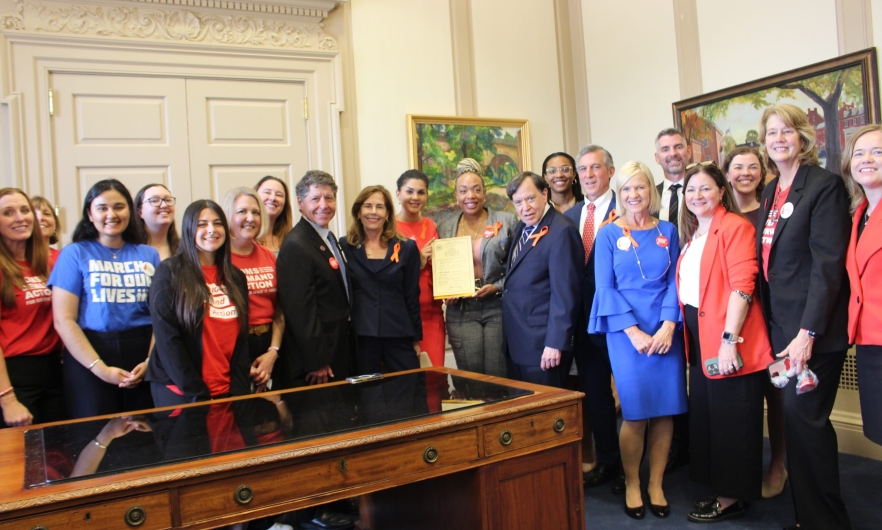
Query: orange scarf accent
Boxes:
[
  {"xmin": 529, "ymin": 226, "xmax": 549, "ymax": 247},
  {"xmin": 621, "ymin": 227, "xmax": 640, "ymax": 248},
  {"xmin": 598, "ymin": 210, "xmax": 618, "ymax": 229},
  {"xmin": 486, "ymin": 221, "xmax": 503, "ymax": 237},
  {"xmin": 390, "ymin": 242, "xmax": 401, "ymax": 262}
]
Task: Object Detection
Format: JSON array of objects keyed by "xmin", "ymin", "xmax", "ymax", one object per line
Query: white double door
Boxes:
[{"xmin": 50, "ymin": 73, "xmax": 308, "ymax": 242}]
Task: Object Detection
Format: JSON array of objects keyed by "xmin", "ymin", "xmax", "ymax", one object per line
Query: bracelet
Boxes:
[
  {"xmin": 93, "ymin": 438, "xmax": 108, "ymax": 450},
  {"xmin": 87, "ymin": 358, "xmax": 101, "ymax": 371},
  {"xmin": 733, "ymin": 290, "xmax": 752, "ymax": 303},
  {"xmin": 268, "ymin": 346, "xmax": 280, "ymax": 351},
  {"xmin": 0, "ymin": 386, "xmax": 13, "ymax": 398}
]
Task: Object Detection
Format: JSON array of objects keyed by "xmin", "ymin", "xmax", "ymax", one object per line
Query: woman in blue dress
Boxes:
[{"xmin": 589, "ymin": 161, "xmax": 687, "ymax": 520}]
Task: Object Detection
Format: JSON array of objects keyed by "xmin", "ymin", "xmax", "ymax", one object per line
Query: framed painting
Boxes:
[
  {"xmin": 406, "ymin": 115, "xmax": 530, "ymax": 225},
  {"xmin": 673, "ymin": 48, "xmax": 880, "ymax": 173}
]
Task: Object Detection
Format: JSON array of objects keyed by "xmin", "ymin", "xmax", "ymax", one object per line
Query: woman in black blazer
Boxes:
[
  {"xmin": 756, "ymin": 104, "xmax": 851, "ymax": 530},
  {"xmin": 146, "ymin": 200, "xmax": 252, "ymax": 405},
  {"xmin": 341, "ymin": 186, "xmax": 422, "ymax": 374}
]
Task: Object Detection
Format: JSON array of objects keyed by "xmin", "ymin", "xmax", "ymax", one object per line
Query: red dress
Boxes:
[{"xmin": 397, "ymin": 218, "xmax": 446, "ymax": 367}]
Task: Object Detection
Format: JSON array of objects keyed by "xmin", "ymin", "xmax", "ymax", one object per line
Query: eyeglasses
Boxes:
[
  {"xmin": 143, "ymin": 197, "xmax": 176, "ymax": 206},
  {"xmin": 686, "ymin": 160, "xmax": 717, "ymax": 170},
  {"xmin": 545, "ymin": 166, "xmax": 574, "ymax": 176}
]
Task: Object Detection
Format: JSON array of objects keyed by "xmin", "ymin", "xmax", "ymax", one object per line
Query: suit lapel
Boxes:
[
  {"xmin": 300, "ymin": 219, "xmax": 349, "ymax": 301},
  {"xmin": 698, "ymin": 208, "xmax": 725, "ymax": 308},
  {"xmin": 856, "ymin": 200, "xmax": 882, "ymax": 274},
  {"xmin": 769, "ymin": 165, "xmax": 808, "ymax": 251}
]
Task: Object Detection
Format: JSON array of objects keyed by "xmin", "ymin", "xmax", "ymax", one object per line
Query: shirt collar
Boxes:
[{"xmin": 306, "ymin": 218, "xmax": 332, "ymax": 241}]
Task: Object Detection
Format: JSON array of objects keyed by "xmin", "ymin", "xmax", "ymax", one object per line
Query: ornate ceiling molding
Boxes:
[{"xmin": 0, "ymin": 0, "xmax": 341, "ymax": 51}]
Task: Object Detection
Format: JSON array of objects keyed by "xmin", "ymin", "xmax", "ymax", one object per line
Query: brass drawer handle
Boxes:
[
  {"xmin": 125, "ymin": 505, "xmax": 147, "ymax": 527},
  {"xmin": 423, "ymin": 446, "xmax": 439, "ymax": 464},
  {"xmin": 499, "ymin": 429, "xmax": 513, "ymax": 446},
  {"xmin": 553, "ymin": 417, "xmax": 566, "ymax": 433},
  {"xmin": 234, "ymin": 485, "xmax": 254, "ymax": 505}
]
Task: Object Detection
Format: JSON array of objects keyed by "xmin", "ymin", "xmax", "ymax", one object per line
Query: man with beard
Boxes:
[
  {"xmin": 654, "ymin": 128, "xmax": 692, "ymax": 474},
  {"xmin": 654, "ymin": 128, "xmax": 692, "ymax": 229}
]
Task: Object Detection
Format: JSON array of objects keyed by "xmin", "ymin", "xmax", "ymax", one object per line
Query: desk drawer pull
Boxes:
[
  {"xmin": 553, "ymin": 417, "xmax": 566, "ymax": 433},
  {"xmin": 423, "ymin": 446, "xmax": 439, "ymax": 464},
  {"xmin": 234, "ymin": 485, "xmax": 254, "ymax": 505},
  {"xmin": 124, "ymin": 505, "xmax": 146, "ymax": 527},
  {"xmin": 500, "ymin": 429, "xmax": 513, "ymax": 446}
]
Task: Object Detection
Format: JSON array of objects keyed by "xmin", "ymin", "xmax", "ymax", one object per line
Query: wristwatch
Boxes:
[
  {"xmin": 804, "ymin": 329, "xmax": 817, "ymax": 339},
  {"xmin": 721, "ymin": 331, "xmax": 743, "ymax": 344}
]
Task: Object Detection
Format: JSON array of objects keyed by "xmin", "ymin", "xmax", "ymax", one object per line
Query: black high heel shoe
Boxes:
[
  {"xmin": 624, "ymin": 501, "xmax": 645, "ymax": 520},
  {"xmin": 649, "ymin": 503, "xmax": 670, "ymax": 518}
]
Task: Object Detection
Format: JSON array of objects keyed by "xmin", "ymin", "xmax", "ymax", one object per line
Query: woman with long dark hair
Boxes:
[
  {"xmin": 0, "ymin": 188, "xmax": 64, "ymax": 427},
  {"xmin": 133, "ymin": 184, "xmax": 180, "ymax": 260},
  {"xmin": 49, "ymin": 179, "xmax": 159, "ymax": 418},
  {"xmin": 256, "ymin": 176, "xmax": 293, "ymax": 255},
  {"xmin": 145, "ymin": 200, "xmax": 251, "ymax": 404}
]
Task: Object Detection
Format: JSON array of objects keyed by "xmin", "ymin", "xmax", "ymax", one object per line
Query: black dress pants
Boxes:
[
  {"xmin": 771, "ymin": 324, "xmax": 851, "ymax": 530},
  {"xmin": 574, "ymin": 331, "xmax": 620, "ymax": 466}
]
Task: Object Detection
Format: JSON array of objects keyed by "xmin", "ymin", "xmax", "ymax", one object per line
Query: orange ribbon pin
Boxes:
[
  {"xmin": 621, "ymin": 227, "xmax": 640, "ymax": 248},
  {"xmin": 529, "ymin": 226, "xmax": 549, "ymax": 247},
  {"xmin": 390, "ymin": 242, "xmax": 401, "ymax": 262},
  {"xmin": 485, "ymin": 221, "xmax": 503, "ymax": 237},
  {"xmin": 598, "ymin": 210, "xmax": 618, "ymax": 229}
]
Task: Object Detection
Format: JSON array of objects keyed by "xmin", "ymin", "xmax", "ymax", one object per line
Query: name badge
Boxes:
[
  {"xmin": 656, "ymin": 235, "xmax": 669, "ymax": 248},
  {"xmin": 781, "ymin": 202, "xmax": 794, "ymax": 219},
  {"xmin": 616, "ymin": 237, "xmax": 631, "ymax": 251}
]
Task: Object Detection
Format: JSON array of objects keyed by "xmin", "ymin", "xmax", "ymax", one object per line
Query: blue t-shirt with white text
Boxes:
[{"xmin": 48, "ymin": 241, "xmax": 160, "ymax": 332}]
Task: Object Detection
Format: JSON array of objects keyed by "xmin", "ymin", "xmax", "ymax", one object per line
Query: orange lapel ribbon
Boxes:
[
  {"xmin": 598, "ymin": 210, "xmax": 618, "ymax": 229},
  {"xmin": 486, "ymin": 221, "xmax": 503, "ymax": 237},
  {"xmin": 621, "ymin": 227, "xmax": 640, "ymax": 248},
  {"xmin": 529, "ymin": 226, "xmax": 549, "ymax": 247},
  {"xmin": 420, "ymin": 220, "xmax": 427, "ymax": 239},
  {"xmin": 390, "ymin": 242, "xmax": 401, "ymax": 262}
]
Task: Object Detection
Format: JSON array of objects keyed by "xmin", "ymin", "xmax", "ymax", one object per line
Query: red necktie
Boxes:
[{"xmin": 582, "ymin": 203, "xmax": 596, "ymax": 264}]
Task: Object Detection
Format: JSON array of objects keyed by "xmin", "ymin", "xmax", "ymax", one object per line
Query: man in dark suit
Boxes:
[
  {"xmin": 654, "ymin": 127, "xmax": 692, "ymax": 472},
  {"xmin": 564, "ymin": 145, "xmax": 621, "ymax": 488},
  {"xmin": 275, "ymin": 170, "xmax": 356, "ymax": 530},
  {"xmin": 276, "ymin": 170, "xmax": 354, "ymax": 388},
  {"xmin": 502, "ymin": 172, "xmax": 581, "ymax": 388}
]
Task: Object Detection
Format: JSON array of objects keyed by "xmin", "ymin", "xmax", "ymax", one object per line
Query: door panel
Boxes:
[
  {"xmin": 186, "ymin": 78, "xmax": 307, "ymax": 218},
  {"xmin": 50, "ymin": 73, "xmax": 191, "ymax": 244}
]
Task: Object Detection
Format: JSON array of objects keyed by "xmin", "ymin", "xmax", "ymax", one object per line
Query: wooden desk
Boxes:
[{"xmin": 0, "ymin": 368, "xmax": 584, "ymax": 530}]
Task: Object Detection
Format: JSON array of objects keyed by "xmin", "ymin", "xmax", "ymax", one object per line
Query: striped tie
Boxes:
[{"xmin": 513, "ymin": 225, "xmax": 536, "ymax": 262}]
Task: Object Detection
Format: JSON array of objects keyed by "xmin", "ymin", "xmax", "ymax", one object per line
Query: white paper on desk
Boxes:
[{"xmin": 419, "ymin": 351, "xmax": 433, "ymax": 368}]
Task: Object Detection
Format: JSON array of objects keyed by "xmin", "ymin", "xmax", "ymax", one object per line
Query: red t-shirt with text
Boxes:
[
  {"xmin": 0, "ymin": 260, "xmax": 60, "ymax": 357},
  {"xmin": 762, "ymin": 185, "xmax": 791, "ymax": 280},
  {"xmin": 201, "ymin": 266, "xmax": 240, "ymax": 397},
  {"xmin": 231, "ymin": 243, "xmax": 276, "ymax": 326}
]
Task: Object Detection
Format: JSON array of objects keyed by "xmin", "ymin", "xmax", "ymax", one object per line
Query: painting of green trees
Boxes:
[
  {"xmin": 675, "ymin": 50, "xmax": 879, "ymax": 174},
  {"xmin": 408, "ymin": 116, "xmax": 529, "ymax": 225}
]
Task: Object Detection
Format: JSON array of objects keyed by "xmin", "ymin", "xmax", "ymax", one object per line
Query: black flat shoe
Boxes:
[
  {"xmin": 299, "ymin": 510, "xmax": 355, "ymax": 530},
  {"xmin": 687, "ymin": 499, "xmax": 746, "ymax": 523},
  {"xmin": 583, "ymin": 463, "xmax": 620, "ymax": 488},
  {"xmin": 624, "ymin": 503, "xmax": 645, "ymax": 520},
  {"xmin": 693, "ymin": 494, "xmax": 717, "ymax": 510},
  {"xmin": 649, "ymin": 503, "xmax": 670, "ymax": 518}
]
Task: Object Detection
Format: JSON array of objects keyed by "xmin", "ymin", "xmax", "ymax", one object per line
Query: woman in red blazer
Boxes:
[
  {"xmin": 675, "ymin": 164, "xmax": 772, "ymax": 523},
  {"xmin": 842, "ymin": 124, "xmax": 882, "ymax": 446}
]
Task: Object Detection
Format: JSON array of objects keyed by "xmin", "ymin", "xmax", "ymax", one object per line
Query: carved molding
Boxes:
[{"xmin": 1, "ymin": 0, "xmax": 339, "ymax": 51}]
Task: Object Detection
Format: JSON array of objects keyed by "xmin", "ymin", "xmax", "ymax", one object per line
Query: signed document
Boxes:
[{"xmin": 431, "ymin": 236, "xmax": 476, "ymax": 299}]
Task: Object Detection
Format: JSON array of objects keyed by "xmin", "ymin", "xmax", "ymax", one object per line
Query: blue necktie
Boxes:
[
  {"xmin": 326, "ymin": 232, "xmax": 349, "ymax": 301},
  {"xmin": 513, "ymin": 225, "xmax": 536, "ymax": 262}
]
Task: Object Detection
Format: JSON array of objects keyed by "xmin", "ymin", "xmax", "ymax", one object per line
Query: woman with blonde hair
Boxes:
[
  {"xmin": 222, "ymin": 187, "xmax": 285, "ymax": 391},
  {"xmin": 30, "ymin": 196, "xmax": 61, "ymax": 260},
  {"xmin": 590, "ymin": 161, "xmax": 685, "ymax": 520},
  {"xmin": 340, "ymin": 185, "xmax": 421, "ymax": 374},
  {"xmin": 437, "ymin": 158, "xmax": 516, "ymax": 376},
  {"xmin": 756, "ymin": 103, "xmax": 851, "ymax": 530},
  {"xmin": 255, "ymin": 176, "xmax": 293, "ymax": 255}
]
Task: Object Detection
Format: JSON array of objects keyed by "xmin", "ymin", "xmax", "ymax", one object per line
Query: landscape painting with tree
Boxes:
[
  {"xmin": 406, "ymin": 115, "xmax": 530, "ymax": 225},
  {"xmin": 673, "ymin": 48, "xmax": 879, "ymax": 174}
]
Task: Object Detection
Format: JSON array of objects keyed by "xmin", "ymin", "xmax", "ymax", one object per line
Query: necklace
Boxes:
[
  {"xmin": 457, "ymin": 211, "xmax": 486, "ymax": 240},
  {"xmin": 626, "ymin": 224, "xmax": 671, "ymax": 281},
  {"xmin": 99, "ymin": 242, "xmax": 124, "ymax": 259}
]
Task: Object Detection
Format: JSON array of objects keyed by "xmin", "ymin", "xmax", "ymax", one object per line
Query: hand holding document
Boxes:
[{"xmin": 431, "ymin": 236, "xmax": 476, "ymax": 299}]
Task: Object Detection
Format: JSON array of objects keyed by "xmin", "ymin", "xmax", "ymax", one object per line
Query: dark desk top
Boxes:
[{"xmin": 23, "ymin": 371, "xmax": 531, "ymax": 489}]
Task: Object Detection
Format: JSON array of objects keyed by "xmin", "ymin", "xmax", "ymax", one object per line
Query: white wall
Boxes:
[
  {"xmin": 696, "ymin": 0, "xmax": 839, "ymax": 93},
  {"xmin": 471, "ymin": 0, "xmax": 564, "ymax": 172},
  {"xmin": 349, "ymin": 0, "xmax": 457, "ymax": 192},
  {"xmin": 581, "ymin": 0, "xmax": 681, "ymax": 182}
]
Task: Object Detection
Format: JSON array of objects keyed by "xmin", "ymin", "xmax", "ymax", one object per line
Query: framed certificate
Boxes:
[{"xmin": 431, "ymin": 236, "xmax": 476, "ymax": 299}]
